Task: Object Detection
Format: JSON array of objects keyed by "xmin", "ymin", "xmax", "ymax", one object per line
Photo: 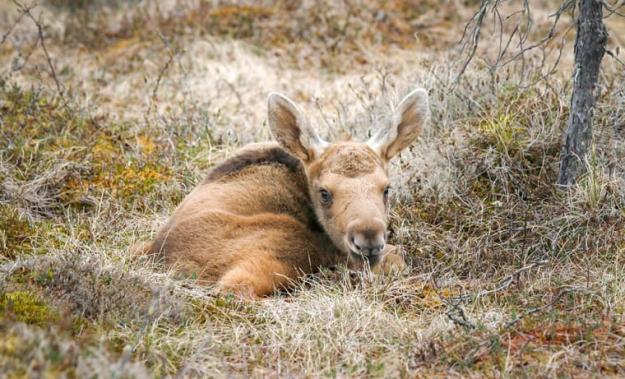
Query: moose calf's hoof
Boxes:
[{"xmin": 373, "ymin": 245, "xmax": 408, "ymax": 275}]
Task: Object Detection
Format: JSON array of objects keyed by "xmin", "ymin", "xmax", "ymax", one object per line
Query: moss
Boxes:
[
  {"xmin": 190, "ymin": 295, "xmax": 258, "ymax": 324},
  {"xmin": 0, "ymin": 291, "xmax": 59, "ymax": 326},
  {"xmin": 477, "ymin": 113, "xmax": 524, "ymax": 156},
  {"xmin": 1, "ymin": 84, "xmax": 99, "ymax": 214},
  {"xmin": 0, "ymin": 205, "xmax": 79, "ymax": 258},
  {"xmin": 1, "ymin": 83, "xmax": 175, "ymax": 214},
  {"xmin": 0, "ymin": 206, "xmax": 36, "ymax": 259}
]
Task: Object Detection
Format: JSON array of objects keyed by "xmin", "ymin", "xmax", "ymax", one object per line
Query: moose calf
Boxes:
[{"xmin": 143, "ymin": 89, "xmax": 429, "ymax": 298}]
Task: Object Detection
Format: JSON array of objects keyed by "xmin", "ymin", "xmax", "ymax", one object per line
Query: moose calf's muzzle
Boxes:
[{"xmin": 347, "ymin": 218, "xmax": 386, "ymax": 262}]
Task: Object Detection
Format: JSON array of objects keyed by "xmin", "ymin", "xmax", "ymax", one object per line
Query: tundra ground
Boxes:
[{"xmin": 1, "ymin": 1, "xmax": 625, "ymax": 377}]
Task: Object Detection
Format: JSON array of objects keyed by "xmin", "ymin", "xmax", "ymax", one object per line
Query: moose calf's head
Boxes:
[{"xmin": 268, "ymin": 89, "xmax": 429, "ymax": 267}]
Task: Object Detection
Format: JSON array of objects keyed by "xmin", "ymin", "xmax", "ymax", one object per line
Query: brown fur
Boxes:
[
  {"xmin": 324, "ymin": 144, "xmax": 382, "ymax": 177},
  {"xmin": 145, "ymin": 90, "xmax": 428, "ymax": 298},
  {"xmin": 149, "ymin": 143, "xmax": 342, "ymax": 296},
  {"xmin": 204, "ymin": 145, "xmax": 303, "ymax": 183},
  {"xmin": 309, "ymin": 143, "xmax": 383, "ymax": 178}
]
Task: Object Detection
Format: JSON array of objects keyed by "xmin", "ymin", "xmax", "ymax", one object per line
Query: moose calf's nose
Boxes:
[{"xmin": 348, "ymin": 219, "xmax": 386, "ymax": 257}]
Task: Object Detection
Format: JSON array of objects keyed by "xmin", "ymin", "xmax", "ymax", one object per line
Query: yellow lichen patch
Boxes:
[
  {"xmin": 418, "ymin": 285, "xmax": 460, "ymax": 310},
  {"xmin": 54, "ymin": 123, "xmax": 170, "ymax": 205},
  {"xmin": 119, "ymin": 165, "xmax": 168, "ymax": 195},
  {"xmin": 136, "ymin": 134, "xmax": 156, "ymax": 155},
  {"xmin": 59, "ymin": 176, "xmax": 91, "ymax": 206},
  {"xmin": 0, "ymin": 291, "xmax": 58, "ymax": 326},
  {"xmin": 103, "ymin": 164, "xmax": 170, "ymax": 200},
  {"xmin": 92, "ymin": 135, "xmax": 120, "ymax": 161}
]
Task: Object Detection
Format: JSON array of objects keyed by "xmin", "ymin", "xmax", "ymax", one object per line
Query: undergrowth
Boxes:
[{"xmin": 1, "ymin": 0, "xmax": 625, "ymax": 377}]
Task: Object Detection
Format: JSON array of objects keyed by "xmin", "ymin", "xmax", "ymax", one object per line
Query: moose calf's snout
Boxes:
[{"xmin": 347, "ymin": 219, "xmax": 386, "ymax": 257}]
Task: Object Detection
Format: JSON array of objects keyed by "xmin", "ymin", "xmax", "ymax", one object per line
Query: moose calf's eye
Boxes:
[
  {"xmin": 319, "ymin": 189, "xmax": 332, "ymax": 206},
  {"xmin": 383, "ymin": 186, "xmax": 390, "ymax": 201}
]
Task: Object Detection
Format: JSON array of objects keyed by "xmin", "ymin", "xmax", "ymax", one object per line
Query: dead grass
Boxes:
[{"xmin": 1, "ymin": 0, "xmax": 625, "ymax": 377}]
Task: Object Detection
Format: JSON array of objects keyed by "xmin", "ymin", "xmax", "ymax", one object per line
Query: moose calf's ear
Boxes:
[
  {"xmin": 367, "ymin": 88, "xmax": 429, "ymax": 161},
  {"xmin": 267, "ymin": 92, "xmax": 327, "ymax": 163}
]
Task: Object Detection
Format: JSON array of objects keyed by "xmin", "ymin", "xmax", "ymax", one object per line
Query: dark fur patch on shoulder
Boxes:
[{"xmin": 204, "ymin": 147, "xmax": 303, "ymax": 183}]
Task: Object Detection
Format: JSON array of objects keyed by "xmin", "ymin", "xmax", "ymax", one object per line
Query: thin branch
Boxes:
[
  {"xmin": 602, "ymin": 0, "xmax": 625, "ymax": 18},
  {"xmin": 455, "ymin": 0, "xmax": 576, "ymax": 83},
  {"xmin": 12, "ymin": 0, "xmax": 64, "ymax": 95},
  {"xmin": 518, "ymin": 21, "xmax": 576, "ymax": 89},
  {"xmin": 500, "ymin": 0, "xmax": 576, "ymax": 68},
  {"xmin": 149, "ymin": 32, "xmax": 178, "ymax": 115},
  {"xmin": 439, "ymin": 260, "xmax": 546, "ymax": 331},
  {"xmin": 606, "ymin": 49, "xmax": 625, "ymax": 67},
  {"xmin": 455, "ymin": 0, "xmax": 492, "ymax": 83},
  {"xmin": 0, "ymin": 2, "xmax": 34, "ymax": 45},
  {"xmin": 10, "ymin": 36, "xmax": 38, "ymax": 71}
]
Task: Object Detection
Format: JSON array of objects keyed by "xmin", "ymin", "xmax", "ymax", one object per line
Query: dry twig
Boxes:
[
  {"xmin": 0, "ymin": 1, "xmax": 33, "ymax": 45},
  {"xmin": 149, "ymin": 32, "xmax": 178, "ymax": 115},
  {"xmin": 12, "ymin": 0, "xmax": 64, "ymax": 95},
  {"xmin": 452, "ymin": 260, "xmax": 548, "ymax": 303},
  {"xmin": 455, "ymin": 0, "xmax": 577, "ymax": 84}
]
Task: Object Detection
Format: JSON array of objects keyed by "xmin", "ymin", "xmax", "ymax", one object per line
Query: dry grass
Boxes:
[{"xmin": 1, "ymin": 0, "xmax": 625, "ymax": 377}]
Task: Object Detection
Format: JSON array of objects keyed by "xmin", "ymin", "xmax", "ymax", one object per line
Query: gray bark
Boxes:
[{"xmin": 557, "ymin": 0, "xmax": 607, "ymax": 187}]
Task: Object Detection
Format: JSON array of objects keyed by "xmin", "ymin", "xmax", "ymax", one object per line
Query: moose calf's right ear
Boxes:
[
  {"xmin": 367, "ymin": 88, "xmax": 429, "ymax": 161},
  {"xmin": 267, "ymin": 92, "xmax": 327, "ymax": 163}
]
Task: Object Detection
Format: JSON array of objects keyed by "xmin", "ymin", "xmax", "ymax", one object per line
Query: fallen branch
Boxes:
[
  {"xmin": 504, "ymin": 287, "xmax": 582, "ymax": 328},
  {"xmin": 452, "ymin": 259, "xmax": 548, "ymax": 303},
  {"xmin": 446, "ymin": 301, "xmax": 476, "ymax": 330}
]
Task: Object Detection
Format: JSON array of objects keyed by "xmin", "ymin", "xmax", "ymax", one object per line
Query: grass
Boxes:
[{"xmin": 1, "ymin": 0, "xmax": 625, "ymax": 377}]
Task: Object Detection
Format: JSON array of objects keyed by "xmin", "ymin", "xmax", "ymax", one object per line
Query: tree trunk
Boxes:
[{"xmin": 557, "ymin": 0, "xmax": 607, "ymax": 187}]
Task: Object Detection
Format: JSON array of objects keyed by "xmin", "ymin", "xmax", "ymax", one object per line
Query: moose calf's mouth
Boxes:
[
  {"xmin": 348, "ymin": 241, "xmax": 385, "ymax": 266},
  {"xmin": 348, "ymin": 243, "xmax": 385, "ymax": 256},
  {"xmin": 350, "ymin": 250, "xmax": 383, "ymax": 267}
]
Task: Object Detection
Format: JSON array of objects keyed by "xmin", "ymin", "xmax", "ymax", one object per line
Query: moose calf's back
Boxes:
[{"xmin": 149, "ymin": 143, "xmax": 340, "ymax": 291}]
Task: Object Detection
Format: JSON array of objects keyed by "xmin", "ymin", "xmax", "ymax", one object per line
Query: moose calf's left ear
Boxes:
[
  {"xmin": 367, "ymin": 88, "xmax": 429, "ymax": 161},
  {"xmin": 267, "ymin": 92, "xmax": 328, "ymax": 163}
]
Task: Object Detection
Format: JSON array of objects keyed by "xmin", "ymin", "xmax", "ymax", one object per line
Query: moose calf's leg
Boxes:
[
  {"xmin": 372, "ymin": 244, "xmax": 407, "ymax": 275},
  {"xmin": 217, "ymin": 254, "xmax": 297, "ymax": 298}
]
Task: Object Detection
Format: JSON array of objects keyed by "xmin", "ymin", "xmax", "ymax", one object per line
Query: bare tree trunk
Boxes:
[{"xmin": 557, "ymin": 0, "xmax": 607, "ymax": 187}]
